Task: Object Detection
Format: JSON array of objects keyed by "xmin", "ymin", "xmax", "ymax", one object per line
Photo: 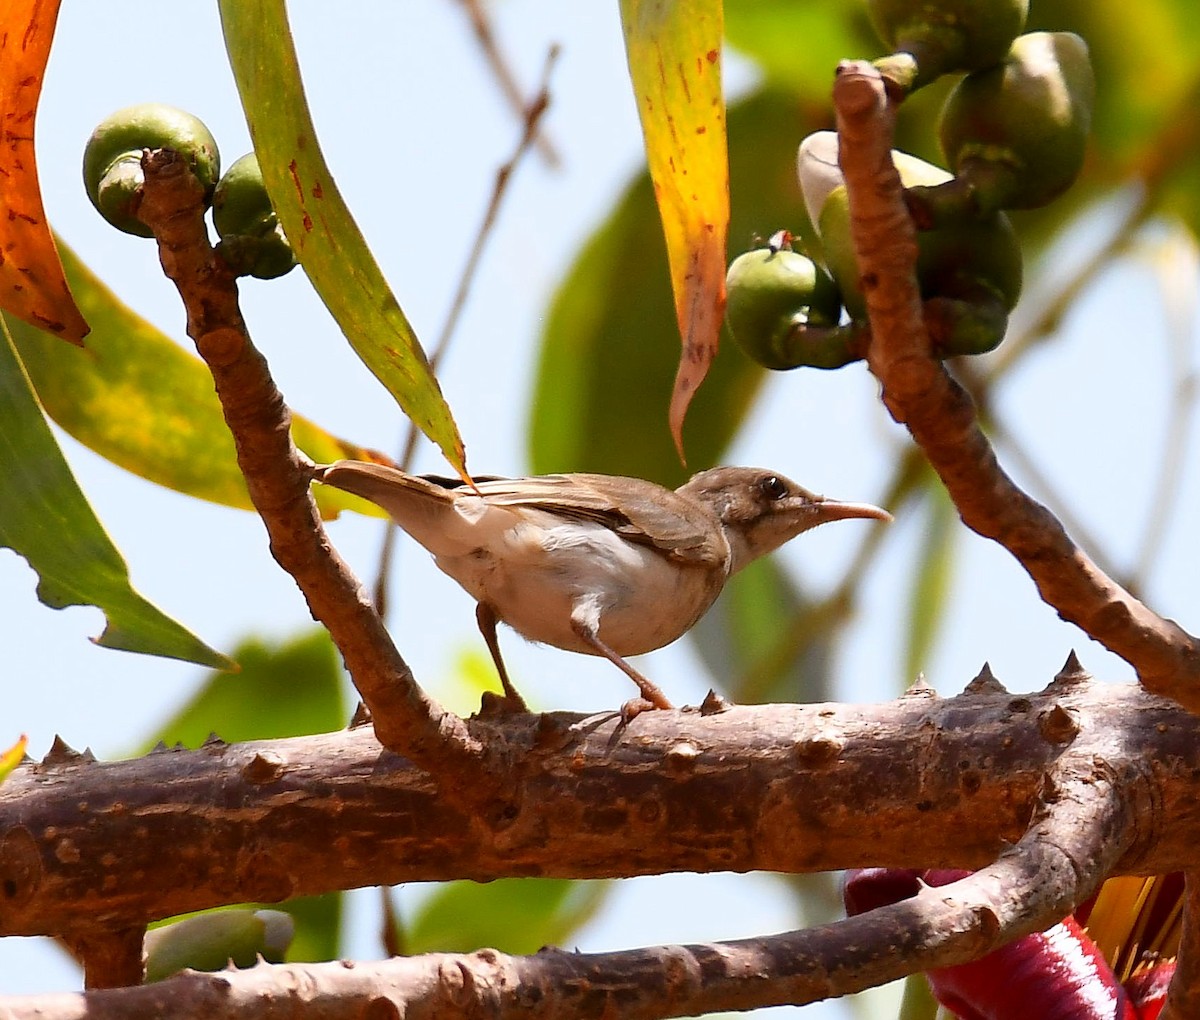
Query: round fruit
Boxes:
[
  {"xmin": 798, "ymin": 131, "xmax": 1022, "ymax": 355},
  {"xmin": 83, "ymin": 104, "xmax": 220, "ymax": 237},
  {"xmin": 212, "ymin": 153, "xmax": 296, "ymax": 280},
  {"xmin": 725, "ymin": 246, "xmax": 844, "ymax": 369},
  {"xmin": 938, "ymin": 31, "xmax": 1094, "ymax": 215},
  {"xmin": 869, "ymin": 0, "xmax": 1028, "ymax": 91}
]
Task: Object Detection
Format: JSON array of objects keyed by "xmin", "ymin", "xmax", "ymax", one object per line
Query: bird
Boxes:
[{"xmin": 314, "ymin": 462, "xmax": 891, "ymax": 713}]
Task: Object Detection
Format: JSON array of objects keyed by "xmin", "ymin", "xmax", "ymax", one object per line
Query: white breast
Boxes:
[{"xmin": 430, "ymin": 507, "xmax": 725, "ymax": 656}]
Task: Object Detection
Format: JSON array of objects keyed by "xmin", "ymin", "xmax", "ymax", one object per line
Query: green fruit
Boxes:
[
  {"xmin": 938, "ymin": 31, "xmax": 1095, "ymax": 214},
  {"xmin": 83, "ymin": 103, "xmax": 220, "ymax": 238},
  {"xmin": 869, "ymin": 0, "xmax": 1028, "ymax": 91},
  {"xmin": 799, "ymin": 131, "xmax": 1022, "ymax": 355},
  {"xmin": 212, "ymin": 153, "xmax": 296, "ymax": 280},
  {"xmin": 726, "ymin": 246, "xmax": 844, "ymax": 369}
]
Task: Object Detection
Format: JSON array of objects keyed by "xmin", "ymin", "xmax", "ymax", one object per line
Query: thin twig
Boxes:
[
  {"xmin": 831, "ymin": 60, "xmax": 1200, "ymax": 711},
  {"xmin": 454, "ymin": 0, "xmax": 562, "ymax": 168},
  {"xmin": 372, "ymin": 46, "xmax": 559, "ymax": 614},
  {"xmin": 63, "ymin": 927, "xmax": 144, "ymax": 990},
  {"xmin": 1131, "ymin": 231, "xmax": 1200, "ymax": 591}
]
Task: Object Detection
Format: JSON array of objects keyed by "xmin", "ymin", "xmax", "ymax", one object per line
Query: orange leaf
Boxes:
[
  {"xmin": 0, "ymin": 0, "xmax": 88, "ymax": 343},
  {"xmin": 620, "ymin": 0, "xmax": 728, "ymax": 463}
]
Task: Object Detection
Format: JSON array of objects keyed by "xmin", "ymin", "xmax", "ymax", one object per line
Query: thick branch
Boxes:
[
  {"xmin": 135, "ymin": 149, "xmax": 505, "ymax": 804},
  {"xmin": 60, "ymin": 927, "xmax": 144, "ymax": 990},
  {"xmin": 0, "ymin": 677, "xmax": 1186, "ymax": 940},
  {"xmin": 0, "ymin": 759, "xmax": 1134, "ymax": 1019},
  {"xmin": 830, "ymin": 61, "xmax": 1200, "ymax": 710}
]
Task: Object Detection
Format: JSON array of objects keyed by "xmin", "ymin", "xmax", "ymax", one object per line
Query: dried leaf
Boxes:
[{"xmin": 0, "ymin": 0, "xmax": 88, "ymax": 342}]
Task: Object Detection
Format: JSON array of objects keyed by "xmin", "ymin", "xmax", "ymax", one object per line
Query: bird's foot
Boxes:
[{"xmin": 618, "ymin": 696, "xmax": 665, "ymax": 724}]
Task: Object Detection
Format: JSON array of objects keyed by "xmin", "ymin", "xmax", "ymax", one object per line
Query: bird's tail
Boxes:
[{"xmin": 314, "ymin": 460, "xmax": 496, "ymax": 558}]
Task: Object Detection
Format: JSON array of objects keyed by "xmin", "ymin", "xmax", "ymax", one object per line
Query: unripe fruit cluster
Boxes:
[
  {"xmin": 82, "ymin": 103, "xmax": 295, "ymax": 280},
  {"xmin": 725, "ymin": 0, "xmax": 1094, "ymax": 371}
]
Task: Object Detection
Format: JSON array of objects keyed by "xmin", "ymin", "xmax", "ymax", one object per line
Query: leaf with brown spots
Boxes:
[
  {"xmin": 619, "ymin": 0, "xmax": 729, "ymax": 463},
  {"xmin": 217, "ymin": 0, "xmax": 469, "ymax": 482},
  {"xmin": 0, "ymin": 0, "xmax": 88, "ymax": 343}
]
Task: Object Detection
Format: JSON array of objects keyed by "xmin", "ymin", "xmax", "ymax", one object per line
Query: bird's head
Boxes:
[{"xmin": 677, "ymin": 467, "xmax": 891, "ymax": 574}]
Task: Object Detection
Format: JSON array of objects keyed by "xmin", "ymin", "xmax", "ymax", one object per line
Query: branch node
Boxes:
[{"xmin": 1038, "ymin": 704, "xmax": 1081, "ymax": 744}]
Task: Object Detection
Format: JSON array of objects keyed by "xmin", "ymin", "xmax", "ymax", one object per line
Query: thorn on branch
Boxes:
[{"xmin": 965, "ymin": 662, "xmax": 1007, "ymax": 695}]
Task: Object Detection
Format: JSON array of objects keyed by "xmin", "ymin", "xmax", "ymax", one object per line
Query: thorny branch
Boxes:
[
  {"xmin": 833, "ymin": 58, "xmax": 1200, "ymax": 1013},
  {"xmin": 830, "ymin": 61, "xmax": 1200, "ymax": 711},
  {"xmin": 0, "ymin": 674, "xmax": 1185, "ymax": 1016}
]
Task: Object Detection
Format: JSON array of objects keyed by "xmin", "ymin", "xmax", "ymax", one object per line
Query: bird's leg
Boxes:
[
  {"xmin": 569, "ymin": 619, "xmax": 674, "ymax": 712},
  {"xmin": 475, "ymin": 602, "xmax": 530, "ymax": 713}
]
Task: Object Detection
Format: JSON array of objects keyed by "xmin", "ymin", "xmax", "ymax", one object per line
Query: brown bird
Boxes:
[{"xmin": 315, "ymin": 463, "xmax": 890, "ymax": 712}]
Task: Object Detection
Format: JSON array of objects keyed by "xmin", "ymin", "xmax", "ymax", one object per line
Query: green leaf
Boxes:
[
  {"xmin": 141, "ymin": 628, "xmax": 346, "ymax": 749},
  {"xmin": 532, "ymin": 88, "xmax": 829, "ymax": 485},
  {"xmin": 902, "ymin": 487, "xmax": 958, "ymax": 685},
  {"xmin": 7, "ymin": 240, "xmax": 383, "ymax": 520},
  {"xmin": 407, "ymin": 879, "xmax": 608, "ymax": 956},
  {"xmin": 0, "ymin": 315, "xmax": 232, "ymax": 669},
  {"xmin": 218, "ymin": 0, "xmax": 468, "ymax": 480}
]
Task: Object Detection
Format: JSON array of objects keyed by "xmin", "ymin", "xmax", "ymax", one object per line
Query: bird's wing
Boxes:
[{"xmin": 476, "ymin": 473, "xmax": 729, "ymax": 568}]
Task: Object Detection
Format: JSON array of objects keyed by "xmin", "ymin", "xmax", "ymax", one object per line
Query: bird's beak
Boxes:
[{"xmin": 811, "ymin": 498, "xmax": 893, "ymax": 525}]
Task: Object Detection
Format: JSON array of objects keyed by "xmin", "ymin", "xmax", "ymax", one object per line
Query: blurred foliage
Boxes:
[
  {"xmin": 903, "ymin": 485, "xmax": 958, "ymax": 686},
  {"xmin": 0, "ymin": 736, "xmax": 28, "ymax": 786},
  {"xmin": 690, "ymin": 556, "xmax": 837, "ymax": 705},
  {"xmin": 140, "ymin": 628, "xmax": 346, "ymax": 750},
  {"xmin": 138, "ymin": 629, "xmax": 347, "ymax": 961},
  {"xmin": 402, "ymin": 878, "xmax": 607, "ymax": 957}
]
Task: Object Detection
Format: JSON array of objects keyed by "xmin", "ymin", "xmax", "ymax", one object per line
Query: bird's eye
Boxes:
[{"xmin": 760, "ymin": 475, "xmax": 788, "ymax": 500}]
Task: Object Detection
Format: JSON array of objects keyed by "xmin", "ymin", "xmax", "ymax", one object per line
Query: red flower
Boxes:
[{"xmin": 843, "ymin": 869, "xmax": 1178, "ymax": 1019}]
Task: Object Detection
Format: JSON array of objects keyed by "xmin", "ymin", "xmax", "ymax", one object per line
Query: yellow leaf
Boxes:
[
  {"xmin": 0, "ymin": 734, "xmax": 27, "ymax": 784},
  {"xmin": 0, "ymin": 0, "xmax": 88, "ymax": 342},
  {"xmin": 620, "ymin": 0, "xmax": 729, "ymax": 462}
]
